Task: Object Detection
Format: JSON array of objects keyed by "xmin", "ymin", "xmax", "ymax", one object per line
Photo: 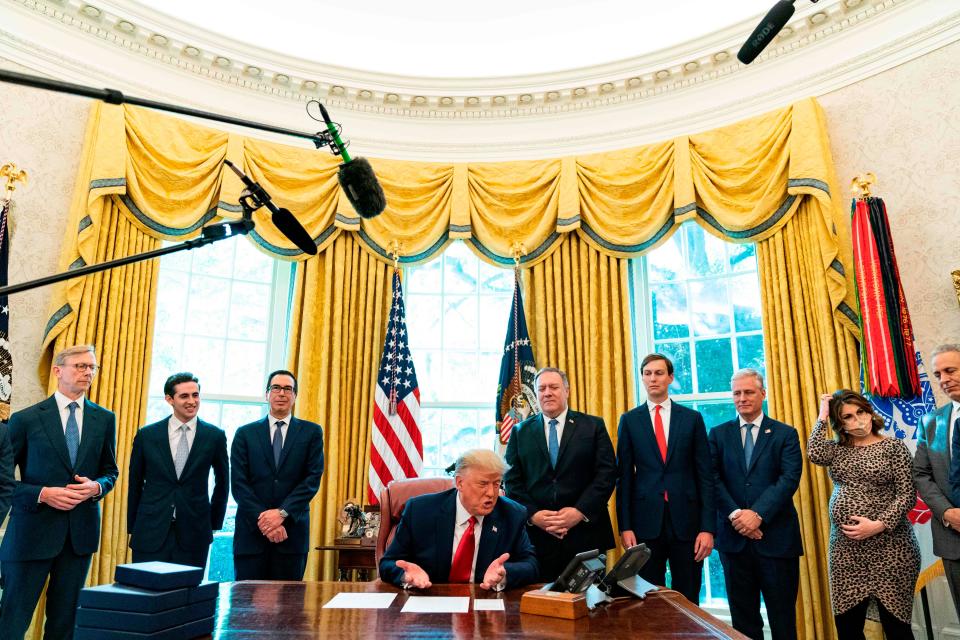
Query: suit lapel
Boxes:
[
  {"xmin": 39, "ymin": 396, "xmax": 72, "ymax": 471},
  {"xmin": 531, "ymin": 416, "xmax": 550, "ymax": 464},
  {"xmin": 746, "ymin": 420, "xmax": 772, "ymax": 474},
  {"xmin": 277, "ymin": 418, "xmax": 300, "ymax": 469},
  {"xmin": 555, "ymin": 413, "xmax": 578, "ymax": 468},
  {"xmin": 664, "ymin": 405, "xmax": 680, "ymax": 467},
  {"xmin": 155, "ymin": 420, "xmax": 179, "ymax": 480},
  {"xmin": 474, "ymin": 509, "xmax": 500, "ymax": 582},
  {"xmin": 937, "ymin": 404, "xmax": 952, "ymax": 458},
  {"xmin": 437, "ymin": 491, "xmax": 457, "ymax": 580},
  {"xmin": 637, "ymin": 404, "xmax": 663, "ymax": 467},
  {"xmin": 179, "ymin": 420, "xmax": 210, "ymax": 479},
  {"xmin": 74, "ymin": 400, "xmax": 101, "ymax": 469},
  {"xmin": 258, "ymin": 418, "xmax": 276, "ymax": 472},
  {"xmin": 726, "ymin": 421, "xmax": 748, "ymax": 475}
]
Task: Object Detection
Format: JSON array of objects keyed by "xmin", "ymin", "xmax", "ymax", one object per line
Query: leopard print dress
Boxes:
[{"xmin": 807, "ymin": 420, "xmax": 920, "ymax": 623}]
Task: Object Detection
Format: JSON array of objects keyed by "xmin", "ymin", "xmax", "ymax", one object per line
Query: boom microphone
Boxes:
[
  {"xmin": 223, "ymin": 160, "xmax": 318, "ymax": 255},
  {"xmin": 314, "ymin": 103, "xmax": 387, "ymax": 219},
  {"xmin": 737, "ymin": 0, "xmax": 797, "ymax": 65}
]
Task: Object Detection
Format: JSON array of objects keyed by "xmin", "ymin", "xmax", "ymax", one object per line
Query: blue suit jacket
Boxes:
[
  {"xmin": 708, "ymin": 415, "xmax": 803, "ymax": 557},
  {"xmin": 616, "ymin": 400, "xmax": 715, "ymax": 541},
  {"xmin": 231, "ymin": 416, "xmax": 324, "ymax": 555},
  {"xmin": 0, "ymin": 395, "xmax": 118, "ymax": 561},
  {"xmin": 127, "ymin": 417, "xmax": 229, "ymax": 552},
  {"xmin": 379, "ymin": 489, "xmax": 539, "ymax": 589},
  {"xmin": 0, "ymin": 422, "xmax": 14, "ymax": 521}
]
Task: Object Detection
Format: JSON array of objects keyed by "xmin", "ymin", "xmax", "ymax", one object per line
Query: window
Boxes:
[
  {"xmin": 403, "ymin": 242, "xmax": 514, "ymax": 476},
  {"xmin": 145, "ymin": 237, "xmax": 294, "ymax": 581},
  {"xmin": 631, "ymin": 221, "xmax": 766, "ymax": 609}
]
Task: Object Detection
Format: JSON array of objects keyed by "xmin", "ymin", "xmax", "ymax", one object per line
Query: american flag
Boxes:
[
  {"xmin": 495, "ymin": 270, "xmax": 538, "ymax": 451},
  {"xmin": 0, "ymin": 196, "xmax": 11, "ymax": 421},
  {"xmin": 367, "ymin": 270, "xmax": 423, "ymax": 504}
]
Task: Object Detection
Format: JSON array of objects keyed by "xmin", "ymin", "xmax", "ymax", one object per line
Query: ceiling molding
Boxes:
[{"xmin": 1, "ymin": 0, "xmax": 958, "ymax": 160}]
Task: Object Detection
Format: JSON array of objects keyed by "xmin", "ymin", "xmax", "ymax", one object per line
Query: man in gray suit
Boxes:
[{"xmin": 914, "ymin": 343, "xmax": 960, "ymax": 617}]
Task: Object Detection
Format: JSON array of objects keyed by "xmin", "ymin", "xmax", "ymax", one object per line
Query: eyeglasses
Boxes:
[
  {"xmin": 66, "ymin": 363, "xmax": 99, "ymax": 373},
  {"xmin": 268, "ymin": 385, "xmax": 296, "ymax": 395}
]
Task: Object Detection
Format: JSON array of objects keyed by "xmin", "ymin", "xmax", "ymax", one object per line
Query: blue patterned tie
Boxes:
[
  {"xmin": 743, "ymin": 423, "xmax": 755, "ymax": 468},
  {"xmin": 273, "ymin": 421, "xmax": 285, "ymax": 467},
  {"xmin": 65, "ymin": 401, "xmax": 80, "ymax": 467},
  {"xmin": 548, "ymin": 419, "xmax": 559, "ymax": 468}
]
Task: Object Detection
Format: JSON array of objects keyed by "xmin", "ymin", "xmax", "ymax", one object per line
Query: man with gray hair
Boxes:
[
  {"xmin": 379, "ymin": 448, "xmax": 539, "ymax": 590},
  {"xmin": 915, "ymin": 343, "xmax": 960, "ymax": 618},
  {"xmin": 707, "ymin": 368, "xmax": 802, "ymax": 640},
  {"xmin": 0, "ymin": 344, "xmax": 118, "ymax": 640}
]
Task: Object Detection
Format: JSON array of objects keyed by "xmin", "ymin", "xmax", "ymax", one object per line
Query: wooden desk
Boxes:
[
  {"xmin": 212, "ymin": 581, "xmax": 748, "ymax": 638},
  {"xmin": 315, "ymin": 543, "xmax": 377, "ymax": 581}
]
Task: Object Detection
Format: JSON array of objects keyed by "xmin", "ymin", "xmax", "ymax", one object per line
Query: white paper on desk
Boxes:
[
  {"xmin": 323, "ymin": 593, "xmax": 397, "ymax": 609},
  {"xmin": 473, "ymin": 599, "xmax": 505, "ymax": 611},
  {"xmin": 401, "ymin": 596, "xmax": 470, "ymax": 613}
]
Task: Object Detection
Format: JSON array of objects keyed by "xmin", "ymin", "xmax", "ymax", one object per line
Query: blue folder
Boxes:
[
  {"xmin": 74, "ymin": 616, "xmax": 215, "ymax": 640},
  {"xmin": 76, "ymin": 599, "xmax": 216, "ymax": 633},
  {"xmin": 114, "ymin": 562, "xmax": 204, "ymax": 590}
]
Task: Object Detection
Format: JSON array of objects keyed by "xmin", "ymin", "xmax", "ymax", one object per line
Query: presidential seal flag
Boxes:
[
  {"xmin": 495, "ymin": 270, "xmax": 538, "ymax": 452},
  {"xmin": 367, "ymin": 270, "xmax": 423, "ymax": 505},
  {"xmin": 0, "ymin": 194, "xmax": 11, "ymax": 421}
]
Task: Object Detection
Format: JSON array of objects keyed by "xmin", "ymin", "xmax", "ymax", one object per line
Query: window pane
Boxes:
[
  {"xmin": 443, "ymin": 296, "xmax": 479, "ymax": 350},
  {"xmin": 413, "ymin": 350, "xmax": 442, "ymax": 403},
  {"xmin": 478, "ymin": 295, "xmax": 512, "ymax": 351},
  {"xmin": 228, "ymin": 282, "xmax": 271, "ymax": 339},
  {"xmin": 232, "ymin": 239, "xmax": 274, "ymax": 283},
  {"xmin": 737, "ymin": 335, "xmax": 766, "ymax": 378},
  {"xmin": 685, "ymin": 224, "xmax": 726, "ymax": 277},
  {"xmin": 149, "ymin": 332, "xmax": 183, "ymax": 393},
  {"xmin": 441, "ymin": 409, "xmax": 479, "ymax": 466},
  {"xmin": 729, "ymin": 242, "xmax": 757, "ymax": 273},
  {"xmin": 405, "ymin": 294, "xmax": 442, "ymax": 349},
  {"xmin": 647, "ymin": 232, "xmax": 686, "ymax": 283},
  {"xmin": 652, "ymin": 284, "xmax": 689, "ymax": 340},
  {"xmin": 655, "ymin": 341, "xmax": 691, "ymax": 395},
  {"xmin": 442, "ymin": 351, "xmax": 482, "ymax": 402},
  {"xmin": 155, "ymin": 271, "xmax": 189, "ymax": 335},
  {"xmin": 478, "ymin": 261, "xmax": 514, "ymax": 293},
  {"xmin": 191, "ymin": 240, "xmax": 236, "ymax": 278},
  {"xmin": 222, "ymin": 341, "xmax": 267, "ymax": 397},
  {"xmin": 187, "ymin": 275, "xmax": 231, "ymax": 338},
  {"xmin": 695, "ymin": 339, "xmax": 733, "ymax": 393},
  {"xmin": 182, "ymin": 336, "xmax": 226, "ymax": 394},
  {"xmin": 443, "ymin": 243, "xmax": 478, "ymax": 294},
  {"xmin": 695, "ymin": 401, "xmax": 733, "ymax": 431},
  {"xmin": 420, "ymin": 408, "xmax": 443, "ymax": 472},
  {"xmin": 731, "ymin": 275, "xmax": 762, "ymax": 332},
  {"xmin": 689, "ymin": 280, "xmax": 730, "ymax": 337},
  {"xmin": 406, "ymin": 259, "xmax": 441, "ymax": 294}
]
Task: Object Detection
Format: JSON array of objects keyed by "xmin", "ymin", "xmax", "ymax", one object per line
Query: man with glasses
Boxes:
[
  {"xmin": 380, "ymin": 448, "xmax": 539, "ymax": 590},
  {"xmin": 0, "ymin": 345, "xmax": 118, "ymax": 639},
  {"xmin": 127, "ymin": 372, "xmax": 229, "ymax": 570},
  {"xmin": 231, "ymin": 370, "xmax": 324, "ymax": 580}
]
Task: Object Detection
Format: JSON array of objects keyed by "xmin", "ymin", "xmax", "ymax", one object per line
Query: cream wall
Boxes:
[{"xmin": 0, "ymin": 57, "xmax": 89, "ymax": 409}]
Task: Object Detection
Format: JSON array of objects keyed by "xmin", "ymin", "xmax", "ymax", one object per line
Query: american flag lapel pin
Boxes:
[
  {"xmin": 764, "ymin": 429, "xmax": 771, "ymax": 434},
  {"xmin": 492, "ymin": 525, "xmax": 498, "ymax": 533}
]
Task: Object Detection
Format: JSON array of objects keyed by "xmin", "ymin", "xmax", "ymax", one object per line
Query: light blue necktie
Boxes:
[
  {"xmin": 65, "ymin": 401, "xmax": 80, "ymax": 467},
  {"xmin": 548, "ymin": 419, "xmax": 559, "ymax": 468},
  {"xmin": 273, "ymin": 421, "xmax": 285, "ymax": 466},
  {"xmin": 173, "ymin": 424, "xmax": 190, "ymax": 478},
  {"xmin": 743, "ymin": 423, "xmax": 755, "ymax": 468}
]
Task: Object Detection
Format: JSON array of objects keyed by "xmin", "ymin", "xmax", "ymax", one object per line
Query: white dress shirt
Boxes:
[
  {"xmin": 269, "ymin": 414, "xmax": 291, "ymax": 446},
  {"xmin": 647, "ymin": 397, "xmax": 672, "ymax": 441},
  {"xmin": 168, "ymin": 415, "xmax": 198, "ymax": 460},
  {"xmin": 54, "ymin": 391, "xmax": 85, "ymax": 438},
  {"xmin": 452, "ymin": 493, "xmax": 484, "ymax": 580},
  {"xmin": 542, "ymin": 408, "xmax": 569, "ymax": 447}
]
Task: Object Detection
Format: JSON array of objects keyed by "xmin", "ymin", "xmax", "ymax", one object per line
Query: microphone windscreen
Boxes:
[
  {"xmin": 338, "ymin": 157, "xmax": 387, "ymax": 219},
  {"xmin": 272, "ymin": 207, "xmax": 318, "ymax": 255},
  {"xmin": 737, "ymin": 0, "xmax": 795, "ymax": 64}
]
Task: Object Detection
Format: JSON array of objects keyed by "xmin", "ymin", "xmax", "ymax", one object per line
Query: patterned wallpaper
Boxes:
[
  {"xmin": 820, "ymin": 40, "xmax": 960, "ymax": 406},
  {"xmin": 1, "ymin": 41, "xmax": 958, "ymax": 409}
]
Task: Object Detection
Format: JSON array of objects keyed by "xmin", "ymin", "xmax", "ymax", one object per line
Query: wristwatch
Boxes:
[{"xmin": 278, "ymin": 508, "xmax": 288, "ymax": 519}]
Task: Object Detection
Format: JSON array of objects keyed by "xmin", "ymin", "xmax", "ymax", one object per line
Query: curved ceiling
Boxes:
[{"xmin": 134, "ymin": 0, "xmax": 776, "ymax": 77}]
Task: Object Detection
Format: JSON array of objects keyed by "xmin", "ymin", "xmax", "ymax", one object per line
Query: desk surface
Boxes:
[{"xmin": 212, "ymin": 581, "xmax": 747, "ymax": 639}]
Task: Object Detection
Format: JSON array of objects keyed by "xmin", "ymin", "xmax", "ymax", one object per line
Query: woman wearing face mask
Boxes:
[{"xmin": 808, "ymin": 389, "xmax": 920, "ymax": 640}]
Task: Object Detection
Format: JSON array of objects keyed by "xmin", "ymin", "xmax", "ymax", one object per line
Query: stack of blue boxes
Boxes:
[{"xmin": 75, "ymin": 562, "xmax": 218, "ymax": 640}]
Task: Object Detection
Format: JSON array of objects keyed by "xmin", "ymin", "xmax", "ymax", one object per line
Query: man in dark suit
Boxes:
[
  {"xmin": 0, "ymin": 344, "xmax": 118, "ymax": 640},
  {"xmin": 616, "ymin": 352, "xmax": 714, "ymax": 604},
  {"xmin": 0, "ymin": 422, "xmax": 13, "ymax": 522},
  {"xmin": 127, "ymin": 372, "xmax": 228, "ymax": 570},
  {"xmin": 231, "ymin": 369, "xmax": 324, "ymax": 581},
  {"xmin": 504, "ymin": 367, "xmax": 617, "ymax": 581},
  {"xmin": 916, "ymin": 343, "xmax": 960, "ymax": 618},
  {"xmin": 380, "ymin": 448, "xmax": 539, "ymax": 589},
  {"xmin": 709, "ymin": 368, "xmax": 802, "ymax": 640}
]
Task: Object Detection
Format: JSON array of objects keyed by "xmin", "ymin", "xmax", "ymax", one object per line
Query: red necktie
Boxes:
[
  {"xmin": 449, "ymin": 516, "xmax": 477, "ymax": 583},
  {"xmin": 654, "ymin": 405, "xmax": 668, "ymax": 501}
]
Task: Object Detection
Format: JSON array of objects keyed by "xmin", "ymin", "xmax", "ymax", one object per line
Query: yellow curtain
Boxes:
[
  {"xmin": 526, "ymin": 234, "xmax": 635, "ymax": 547},
  {"xmin": 758, "ymin": 202, "xmax": 860, "ymax": 640},
  {"xmin": 285, "ymin": 233, "xmax": 393, "ymax": 580}
]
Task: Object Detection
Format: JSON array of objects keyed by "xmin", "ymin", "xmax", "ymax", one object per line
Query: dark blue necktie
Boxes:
[
  {"xmin": 273, "ymin": 420, "xmax": 285, "ymax": 466},
  {"xmin": 743, "ymin": 424, "xmax": 755, "ymax": 468},
  {"xmin": 548, "ymin": 419, "xmax": 559, "ymax": 468},
  {"xmin": 65, "ymin": 401, "xmax": 80, "ymax": 467},
  {"xmin": 950, "ymin": 417, "xmax": 960, "ymax": 505}
]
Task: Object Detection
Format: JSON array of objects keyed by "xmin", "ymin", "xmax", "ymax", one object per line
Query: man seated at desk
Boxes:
[{"xmin": 379, "ymin": 449, "xmax": 539, "ymax": 590}]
